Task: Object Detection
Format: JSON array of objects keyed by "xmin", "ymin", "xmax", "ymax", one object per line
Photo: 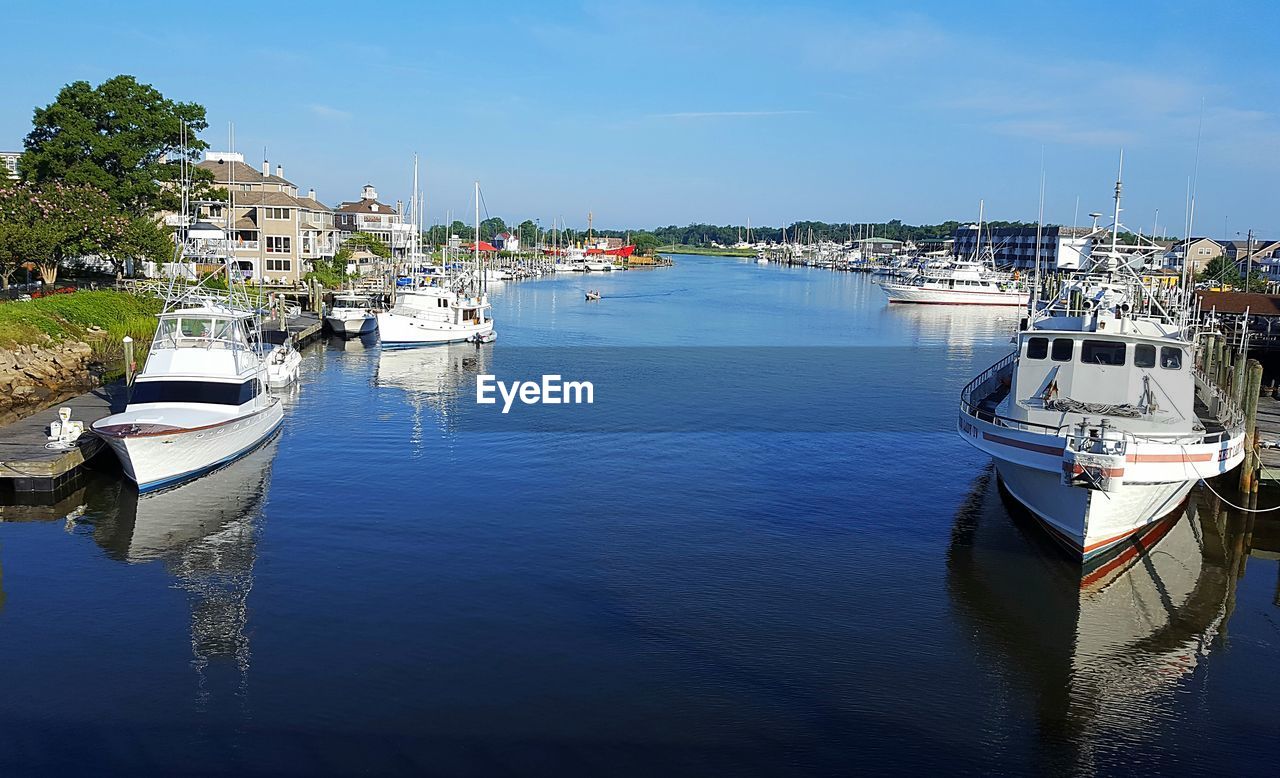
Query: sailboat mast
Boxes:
[{"xmin": 475, "ymin": 181, "xmax": 482, "ymax": 295}]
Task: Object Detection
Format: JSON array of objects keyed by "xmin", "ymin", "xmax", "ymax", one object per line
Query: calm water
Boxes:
[{"xmin": 1, "ymin": 255, "xmax": 1278, "ymax": 775}]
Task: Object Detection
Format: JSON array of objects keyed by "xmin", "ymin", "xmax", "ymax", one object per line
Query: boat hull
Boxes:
[
  {"xmin": 882, "ymin": 283, "xmax": 1027, "ymax": 306},
  {"xmin": 98, "ymin": 402, "xmax": 284, "ymax": 493},
  {"xmin": 326, "ymin": 313, "xmax": 376, "ymax": 336},
  {"xmin": 993, "ymin": 458, "xmax": 1194, "ymax": 561}
]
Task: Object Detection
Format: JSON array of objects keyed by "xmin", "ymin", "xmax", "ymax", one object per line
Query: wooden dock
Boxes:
[
  {"xmin": 0, "ymin": 382, "xmax": 126, "ymax": 494},
  {"xmin": 1255, "ymin": 395, "xmax": 1280, "ymax": 481}
]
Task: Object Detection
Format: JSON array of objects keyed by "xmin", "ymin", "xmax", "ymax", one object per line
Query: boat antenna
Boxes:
[
  {"xmin": 1109, "ymin": 149, "xmax": 1123, "ymax": 275},
  {"xmin": 1032, "ymin": 151, "xmax": 1045, "ymax": 317}
]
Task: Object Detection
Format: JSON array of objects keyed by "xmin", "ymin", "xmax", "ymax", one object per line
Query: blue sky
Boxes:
[{"xmin": 3, "ymin": 0, "xmax": 1278, "ymax": 236}]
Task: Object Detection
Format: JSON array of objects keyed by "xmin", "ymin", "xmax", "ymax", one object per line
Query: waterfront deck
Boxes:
[{"xmin": 0, "ymin": 382, "xmax": 125, "ymax": 494}]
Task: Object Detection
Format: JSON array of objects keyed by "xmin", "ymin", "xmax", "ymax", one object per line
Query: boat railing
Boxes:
[{"xmin": 960, "ymin": 354, "xmax": 1240, "ymax": 445}]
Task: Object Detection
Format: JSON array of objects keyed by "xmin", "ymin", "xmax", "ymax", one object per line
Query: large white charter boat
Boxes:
[{"xmin": 957, "ymin": 170, "xmax": 1245, "ymax": 562}]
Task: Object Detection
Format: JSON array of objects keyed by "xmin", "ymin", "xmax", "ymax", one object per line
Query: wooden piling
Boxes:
[
  {"xmin": 1240, "ymin": 359, "xmax": 1264, "ymax": 492},
  {"xmin": 123, "ymin": 336, "xmax": 134, "ymax": 385}
]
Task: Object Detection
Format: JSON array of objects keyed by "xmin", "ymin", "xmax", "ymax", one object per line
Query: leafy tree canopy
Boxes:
[
  {"xmin": 342, "ymin": 231, "xmax": 391, "ymax": 258},
  {"xmin": 20, "ymin": 75, "xmax": 210, "ymax": 216}
]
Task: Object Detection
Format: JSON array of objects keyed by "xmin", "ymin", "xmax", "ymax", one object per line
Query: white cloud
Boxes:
[
  {"xmin": 309, "ymin": 104, "xmax": 352, "ymax": 121},
  {"xmin": 647, "ymin": 110, "xmax": 814, "ymax": 119}
]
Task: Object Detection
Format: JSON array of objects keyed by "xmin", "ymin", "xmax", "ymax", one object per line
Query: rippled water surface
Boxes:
[{"xmin": 1, "ymin": 256, "xmax": 1277, "ymax": 775}]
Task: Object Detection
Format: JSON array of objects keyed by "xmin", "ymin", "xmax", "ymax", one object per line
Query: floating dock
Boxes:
[{"xmin": 0, "ymin": 383, "xmax": 125, "ymax": 494}]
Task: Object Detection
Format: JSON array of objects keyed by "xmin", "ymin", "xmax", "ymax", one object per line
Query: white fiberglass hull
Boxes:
[
  {"xmin": 265, "ymin": 347, "xmax": 302, "ymax": 388},
  {"xmin": 376, "ymin": 310, "xmax": 495, "ymax": 347},
  {"xmin": 993, "ymin": 459, "xmax": 1194, "ymax": 561},
  {"xmin": 882, "ymin": 283, "xmax": 1027, "ymax": 306},
  {"xmin": 97, "ymin": 401, "xmax": 284, "ymax": 493},
  {"xmin": 326, "ymin": 313, "xmax": 376, "ymax": 336}
]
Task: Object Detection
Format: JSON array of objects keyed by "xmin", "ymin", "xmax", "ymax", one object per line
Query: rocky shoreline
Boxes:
[{"xmin": 0, "ymin": 341, "xmax": 103, "ymax": 425}]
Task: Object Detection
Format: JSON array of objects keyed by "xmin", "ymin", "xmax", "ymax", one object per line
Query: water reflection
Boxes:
[
  {"xmin": 947, "ymin": 468, "xmax": 1247, "ymax": 773},
  {"xmin": 884, "ymin": 303, "xmax": 1018, "ymax": 352},
  {"xmin": 80, "ymin": 436, "xmax": 278, "ymax": 706},
  {"xmin": 375, "ymin": 343, "xmax": 492, "ymax": 446}
]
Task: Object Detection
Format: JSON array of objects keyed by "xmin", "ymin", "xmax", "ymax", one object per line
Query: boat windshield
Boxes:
[
  {"xmin": 335, "ymin": 298, "xmax": 370, "ymax": 309},
  {"xmin": 153, "ymin": 315, "xmax": 248, "ymax": 349}
]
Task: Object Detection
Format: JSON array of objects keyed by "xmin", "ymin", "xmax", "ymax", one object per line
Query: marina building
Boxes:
[
  {"xmin": 334, "ymin": 184, "xmax": 417, "ymax": 258},
  {"xmin": 952, "ymin": 225, "xmax": 1090, "ymax": 270},
  {"xmin": 181, "ymin": 152, "xmax": 336, "ymax": 284},
  {"xmin": 1, "ymin": 150, "xmax": 19, "ymax": 179}
]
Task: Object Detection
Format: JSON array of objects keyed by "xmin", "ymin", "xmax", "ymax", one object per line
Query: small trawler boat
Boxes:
[
  {"xmin": 92, "ymin": 303, "xmax": 284, "ymax": 492},
  {"xmin": 376, "ymin": 181, "xmax": 496, "ymax": 347},
  {"xmin": 958, "ymin": 167, "xmax": 1245, "ymax": 562},
  {"xmin": 325, "ymin": 293, "xmax": 377, "ymax": 336}
]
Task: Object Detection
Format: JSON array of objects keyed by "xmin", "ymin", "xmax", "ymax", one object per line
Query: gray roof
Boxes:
[{"xmin": 197, "ymin": 158, "xmax": 294, "ymax": 187}]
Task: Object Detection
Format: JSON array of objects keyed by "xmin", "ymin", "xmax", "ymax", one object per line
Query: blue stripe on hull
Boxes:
[{"xmin": 135, "ymin": 419, "xmax": 283, "ymax": 494}]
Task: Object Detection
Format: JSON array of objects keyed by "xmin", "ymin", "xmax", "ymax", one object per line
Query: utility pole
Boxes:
[{"xmin": 1246, "ymin": 229, "xmax": 1255, "ymax": 292}]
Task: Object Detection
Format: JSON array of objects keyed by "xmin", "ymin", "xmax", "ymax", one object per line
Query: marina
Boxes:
[
  {"xmin": 2, "ymin": 255, "xmax": 1279, "ymax": 774},
  {"xmin": 3, "ymin": 2, "xmax": 1280, "ymax": 772}
]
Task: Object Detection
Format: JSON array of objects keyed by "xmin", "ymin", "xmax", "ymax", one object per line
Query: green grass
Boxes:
[
  {"xmin": 0, "ymin": 290, "xmax": 162, "ymax": 352},
  {"xmin": 660, "ymin": 245, "xmax": 757, "ymax": 257}
]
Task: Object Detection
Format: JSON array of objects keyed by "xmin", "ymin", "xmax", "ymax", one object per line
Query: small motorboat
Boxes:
[{"xmin": 585, "ymin": 290, "xmax": 601, "ymax": 301}]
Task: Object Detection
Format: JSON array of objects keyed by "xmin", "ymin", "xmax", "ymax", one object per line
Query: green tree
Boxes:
[
  {"xmin": 632, "ymin": 232, "xmax": 661, "ymax": 256},
  {"xmin": 1197, "ymin": 256, "xmax": 1239, "ymax": 285},
  {"xmin": 341, "ymin": 231, "xmax": 391, "ymax": 258},
  {"xmin": 106, "ymin": 215, "xmax": 173, "ymax": 277},
  {"xmin": 306, "ymin": 246, "xmax": 354, "ymax": 288},
  {"xmin": 516, "ymin": 219, "xmax": 536, "ymax": 248},
  {"xmin": 20, "ymin": 75, "xmax": 210, "ymax": 216},
  {"xmin": 0, "ymin": 180, "xmax": 124, "ymax": 285},
  {"xmin": 479, "ymin": 216, "xmax": 506, "ymax": 241}
]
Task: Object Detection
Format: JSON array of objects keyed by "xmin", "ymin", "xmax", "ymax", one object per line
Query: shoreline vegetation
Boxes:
[
  {"xmin": 659, "ymin": 245, "xmax": 756, "ymax": 257},
  {"xmin": 0, "ymin": 290, "xmax": 160, "ymax": 355}
]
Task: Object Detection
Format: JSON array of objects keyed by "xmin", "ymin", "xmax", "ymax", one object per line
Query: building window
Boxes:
[
  {"xmin": 266, "ymin": 257, "xmax": 291, "ymax": 272},
  {"xmin": 1197, "ymin": 247, "xmax": 1211, "ymax": 256},
  {"xmin": 266, "ymin": 236, "xmax": 291, "ymax": 254},
  {"xmin": 265, "ymin": 207, "xmax": 291, "ymax": 220}
]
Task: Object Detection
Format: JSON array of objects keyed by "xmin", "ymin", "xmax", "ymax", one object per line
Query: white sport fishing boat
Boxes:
[
  {"xmin": 262, "ymin": 329, "xmax": 302, "ymax": 388},
  {"xmin": 325, "ymin": 293, "xmax": 377, "ymax": 336},
  {"xmin": 376, "ymin": 181, "xmax": 496, "ymax": 347},
  {"xmin": 958, "ymin": 169, "xmax": 1245, "ymax": 562},
  {"xmin": 93, "ymin": 149, "xmax": 285, "ymax": 493},
  {"xmin": 92, "ymin": 302, "xmax": 284, "ymax": 492}
]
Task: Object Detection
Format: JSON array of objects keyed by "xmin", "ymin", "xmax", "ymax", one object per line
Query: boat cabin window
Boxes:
[
  {"xmin": 1082, "ymin": 340, "xmax": 1126, "ymax": 366},
  {"xmin": 1134, "ymin": 344, "xmax": 1157, "ymax": 368},
  {"xmin": 130, "ymin": 378, "xmax": 259, "ymax": 406},
  {"xmin": 1161, "ymin": 347, "xmax": 1183, "ymax": 369},
  {"xmin": 1051, "ymin": 338, "xmax": 1073, "ymax": 362},
  {"xmin": 1026, "ymin": 337, "xmax": 1048, "ymax": 359}
]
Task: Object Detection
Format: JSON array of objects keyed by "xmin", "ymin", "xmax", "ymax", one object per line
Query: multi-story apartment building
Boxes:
[
  {"xmin": 952, "ymin": 225, "xmax": 1091, "ymax": 270},
  {"xmin": 186, "ymin": 152, "xmax": 336, "ymax": 284},
  {"xmin": 335, "ymin": 184, "xmax": 417, "ymax": 258}
]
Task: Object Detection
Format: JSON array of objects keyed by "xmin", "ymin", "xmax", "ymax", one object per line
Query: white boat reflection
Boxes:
[
  {"xmin": 373, "ymin": 342, "xmax": 488, "ymax": 440},
  {"xmin": 946, "ymin": 469, "xmax": 1244, "ymax": 772}
]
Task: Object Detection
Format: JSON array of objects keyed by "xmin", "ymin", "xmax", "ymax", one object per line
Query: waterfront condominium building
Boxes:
[
  {"xmin": 334, "ymin": 184, "xmax": 417, "ymax": 258},
  {"xmin": 188, "ymin": 152, "xmax": 336, "ymax": 284},
  {"xmin": 952, "ymin": 225, "xmax": 1091, "ymax": 270}
]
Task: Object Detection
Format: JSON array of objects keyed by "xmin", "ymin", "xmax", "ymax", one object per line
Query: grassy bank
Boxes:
[
  {"xmin": 0, "ymin": 291, "xmax": 162, "ymax": 355},
  {"xmin": 660, "ymin": 245, "xmax": 757, "ymax": 257}
]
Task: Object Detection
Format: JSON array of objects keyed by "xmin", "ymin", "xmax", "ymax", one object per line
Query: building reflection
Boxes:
[{"xmin": 946, "ymin": 467, "xmax": 1254, "ymax": 773}]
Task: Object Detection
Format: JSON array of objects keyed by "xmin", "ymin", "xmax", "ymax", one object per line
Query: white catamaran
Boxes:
[{"xmin": 958, "ymin": 165, "xmax": 1245, "ymax": 562}]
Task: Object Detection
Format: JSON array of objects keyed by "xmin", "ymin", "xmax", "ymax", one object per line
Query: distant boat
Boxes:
[{"xmin": 585, "ymin": 290, "xmax": 601, "ymax": 301}]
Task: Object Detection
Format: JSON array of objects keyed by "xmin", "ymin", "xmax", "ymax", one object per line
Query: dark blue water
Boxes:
[{"xmin": 1, "ymin": 255, "xmax": 1278, "ymax": 775}]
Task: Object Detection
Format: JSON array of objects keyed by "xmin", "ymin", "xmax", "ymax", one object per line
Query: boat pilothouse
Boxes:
[
  {"xmin": 93, "ymin": 303, "xmax": 284, "ymax": 492},
  {"xmin": 958, "ymin": 164, "xmax": 1245, "ymax": 563}
]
